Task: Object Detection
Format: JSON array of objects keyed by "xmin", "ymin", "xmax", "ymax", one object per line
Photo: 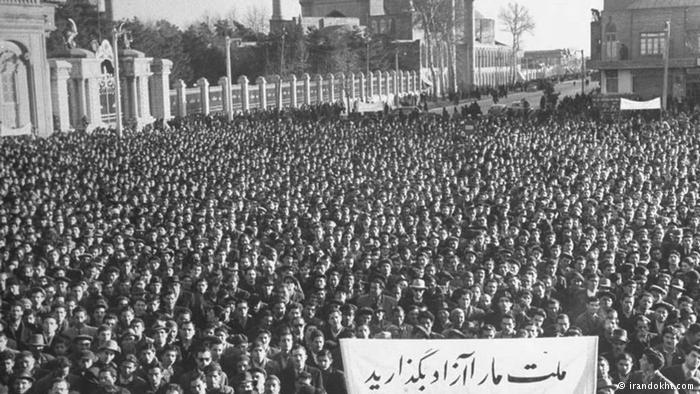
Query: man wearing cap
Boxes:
[
  {"xmin": 10, "ymin": 370, "xmax": 34, "ymax": 394},
  {"xmin": 116, "ymin": 355, "xmax": 147, "ymax": 393},
  {"xmin": 662, "ymin": 345, "xmax": 700, "ymax": 394}
]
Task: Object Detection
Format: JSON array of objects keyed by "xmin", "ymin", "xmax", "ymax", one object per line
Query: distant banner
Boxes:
[
  {"xmin": 620, "ymin": 97, "xmax": 661, "ymax": 111},
  {"xmin": 340, "ymin": 337, "xmax": 598, "ymax": 394}
]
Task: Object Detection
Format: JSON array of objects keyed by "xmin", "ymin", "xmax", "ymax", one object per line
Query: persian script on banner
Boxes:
[{"xmin": 340, "ymin": 337, "xmax": 598, "ymax": 394}]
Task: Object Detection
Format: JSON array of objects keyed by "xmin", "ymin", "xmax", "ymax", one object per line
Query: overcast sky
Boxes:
[{"xmin": 114, "ymin": 0, "xmax": 604, "ymax": 54}]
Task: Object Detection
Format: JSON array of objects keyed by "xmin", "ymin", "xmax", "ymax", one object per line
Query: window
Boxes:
[
  {"xmin": 640, "ymin": 32, "xmax": 666, "ymax": 55},
  {"xmin": 606, "ymin": 70, "xmax": 618, "ymax": 93}
]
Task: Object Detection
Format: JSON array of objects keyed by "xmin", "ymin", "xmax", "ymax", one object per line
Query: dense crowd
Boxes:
[{"xmin": 2, "ymin": 106, "xmax": 700, "ymax": 394}]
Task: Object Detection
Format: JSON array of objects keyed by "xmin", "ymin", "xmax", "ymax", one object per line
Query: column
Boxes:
[
  {"xmin": 368, "ymin": 71, "xmax": 374, "ymax": 98},
  {"xmin": 390, "ymin": 71, "xmax": 397, "ymax": 95},
  {"xmin": 274, "ymin": 75, "xmax": 283, "ymax": 109},
  {"xmin": 150, "ymin": 59, "xmax": 173, "ymax": 120},
  {"xmin": 138, "ymin": 72, "xmax": 154, "ymax": 124},
  {"xmin": 315, "ymin": 74, "xmax": 323, "ymax": 103},
  {"xmin": 76, "ymin": 78, "xmax": 87, "ymax": 123},
  {"xmin": 359, "ymin": 72, "xmax": 366, "ymax": 100},
  {"xmin": 219, "ymin": 77, "xmax": 232, "ymax": 120},
  {"xmin": 348, "ymin": 72, "xmax": 356, "ymax": 99},
  {"xmin": 176, "ymin": 80, "xmax": 187, "ymax": 117},
  {"xmin": 290, "ymin": 74, "xmax": 298, "ymax": 108},
  {"xmin": 257, "ymin": 76, "xmax": 267, "ymax": 109},
  {"xmin": 85, "ymin": 77, "xmax": 102, "ymax": 128},
  {"xmin": 129, "ymin": 77, "xmax": 138, "ymax": 119},
  {"xmin": 238, "ymin": 76, "xmax": 250, "ymax": 111},
  {"xmin": 328, "ymin": 73, "xmax": 335, "ymax": 102},
  {"xmin": 198, "ymin": 77, "xmax": 210, "ymax": 115},
  {"xmin": 49, "ymin": 60, "xmax": 72, "ymax": 132},
  {"xmin": 302, "ymin": 73, "xmax": 311, "ymax": 105},
  {"xmin": 376, "ymin": 71, "xmax": 384, "ymax": 97}
]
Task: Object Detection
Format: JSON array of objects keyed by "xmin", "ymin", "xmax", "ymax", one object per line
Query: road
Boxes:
[{"xmin": 428, "ymin": 80, "xmax": 598, "ymax": 114}]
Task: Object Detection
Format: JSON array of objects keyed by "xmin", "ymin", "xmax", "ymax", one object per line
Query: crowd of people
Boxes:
[{"xmin": 1, "ymin": 104, "xmax": 700, "ymax": 394}]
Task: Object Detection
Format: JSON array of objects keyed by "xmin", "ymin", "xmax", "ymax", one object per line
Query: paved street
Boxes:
[{"xmin": 429, "ymin": 79, "xmax": 599, "ymax": 114}]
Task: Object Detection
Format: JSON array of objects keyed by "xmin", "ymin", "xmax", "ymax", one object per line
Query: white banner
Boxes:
[
  {"xmin": 340, "ymin": 337, "xmax": 598, "ymax": 394},
  {"xmin": 620, "ymin": 97, "xmax": 661, "ymax": 111}
]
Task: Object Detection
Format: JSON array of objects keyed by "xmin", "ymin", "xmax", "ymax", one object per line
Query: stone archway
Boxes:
[{"xmin": 0, "ymin": 40, "xmax": 31, "ymax": 134}]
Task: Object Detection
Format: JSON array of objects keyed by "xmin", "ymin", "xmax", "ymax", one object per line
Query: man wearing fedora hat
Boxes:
[{"xmin": 26, "ymin": 333, "xmax": 54, "ymax": 368}]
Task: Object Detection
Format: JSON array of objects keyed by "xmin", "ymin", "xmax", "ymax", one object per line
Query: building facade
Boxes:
[
  {"xmin": 272, "ymin": 0, "xmax": 517, "ymax": 91},
  {"xmin": 0, "ymin": 0, "xmax": 62, "ymax": 137},
  {"xmin": 589, "ymin": 0, "xmax": 700, "ymax": 104}
]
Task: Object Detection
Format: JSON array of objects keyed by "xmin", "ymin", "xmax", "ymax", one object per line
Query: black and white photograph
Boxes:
[{"xmin": 2, "ymin": 0, "xmax": 700, "ymax": 393}]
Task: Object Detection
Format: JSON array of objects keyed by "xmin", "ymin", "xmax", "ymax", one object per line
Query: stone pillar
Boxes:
[
  {"xmin": 76, "ymin": 79, "xmax": 87, "ymax": 123},
  {"xmin": 198, "ymin": 77, "xmax": 210, "ymax": 115},
  {"xmin": 150, "ymin": 59, "xmax": 173, "ymax": 120},
  {"xmin": 348, "ymin": 73, "xmax": 356, "ymax": 99},
  {"xmin": 219, "ymin": 77, "xmax": 232, "ymax": 120},
  {"xmin": 290, "ymin": 74, "xmax": 298, "ymax": 108},
  {"xmin": 368, "ymin": 71, "xmax": 374, "ymax": 98},
  {"xmin": 385, "ymin": 71, "xmax": 392, "ymax": 96},
  {"xmin": 257, "ymin": 76, "xmax": 267, "ymax": 109},
  {"xmin": 409, "ymin": 71, "xmax": 416, "ymax": 92},
  {"xmin": 238, "ymin": 76, "xmax": 250, "ymax": 111},
  {"xmin": 315, "ymin": 74, "xmax": 323, "ymax": 103},
  {"xmin": 274, "ymin": 75, "xmax": 283, "ymax": 109},
  {"xmin": 302, "ymin": 73, "xmax": 311, "ymax": 105},
  {"xmin": 376, "ymin": 71, "xmax": 383, "ymax": 96},
  {"xmin": 391, "ymin": 71, "xmax": 398, "ymax": 95},
  {"xmin": 85, "ymin": 78, "xmax": 102, "ymax": 129},
  {"xmin": 176, "ymin": 79, "xmax": 187, "ymax": 117},
  {"xmin": 49, "ymin": 60, "xmax": 72, "ymax": 132},
  {"xmin": 338, "ymin": 73, "xmax": 346, "ymax": 100},
  {"xmin": 359, "ymin": 72, "xmax": 366, "ymax": 100},
  {"xmin": 328, "ymin": 73, "xmax": 335, "ymax": 102}
]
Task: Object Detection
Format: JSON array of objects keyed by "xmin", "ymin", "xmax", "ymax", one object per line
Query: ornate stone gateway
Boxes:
[
  {"xmin": 0, "ymin": 41, "xmax": 32, "ymax": 136},
  {"xmin": 96, "ymin": 40, "xmax": 117, "ymax": 125}
]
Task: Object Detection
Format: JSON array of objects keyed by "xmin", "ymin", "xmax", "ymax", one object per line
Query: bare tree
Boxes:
[
  {"xmin": 244, "ymin": 4, "xmax": 270, "ymax": 35},
  {"xmin": 498, "ymin": 2, "xmax": 535, "ymax": 84},
  {"xmin": 413, "ymin": 0, "xmax": 452, "ymax": 98}
]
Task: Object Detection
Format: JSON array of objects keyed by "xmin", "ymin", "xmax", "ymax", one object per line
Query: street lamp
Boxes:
[
  {"xmin": 112, "ymin": 23, "xmax": 130, "ymax": 137},
  {"xmin": 580, "ymin": 49, "xmax": 586, "ymax": 96},
  {"xmin": 224, "ymin": 36, "xmax": 257, "ymax": 118}
]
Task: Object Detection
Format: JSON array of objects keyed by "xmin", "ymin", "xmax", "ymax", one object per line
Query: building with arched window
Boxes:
[{"xmin": 0, "ymin": 0, "xmax": 61, "ymax": 137}]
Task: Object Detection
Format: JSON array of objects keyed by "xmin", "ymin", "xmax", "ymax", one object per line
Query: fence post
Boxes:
[
  {"xmin": 315, "ymin": 74, "xmax": 323, "ymax": 103},
  {"xmin": 375, "ymin": 71, "xmax": 383, "ymax": 97},
  {"xmin": 256, "ymin": 76, "xmax": 267, "ymax": 109},
  {"xmin": 303, "ymin": 73, "xmax": 311, "ymax": 105},
  {"xmin": 176, "ymin": 79, "xmax": 187, "ymax": 117},
  {"xmin": 198, "ymin": 77, "xmax": 210, "ymax": 115},
  {"xmin": 219, "ymin": 77, "xmax": 232, "ymax": 120},
  {"xmin": 328, "ymin": 73, "xmax": 335, "ymax": 103},
  {"xmin": 238, "ymin": 75, "xmax": 249, "ymax": 112},
  {"xmin": 359, "ymin": 72, "xmax": 366, "ymax": 101},
  {"xmin": 348, "ymin": 72, "xmax": 356, "ymax": 100},
  {"xmin": 274, "ymin": 75, "xmax": 283, "ymax": 109},
  {"xmin": 290, "ymin": 74, "xmax": 298, "ymax": 108}
]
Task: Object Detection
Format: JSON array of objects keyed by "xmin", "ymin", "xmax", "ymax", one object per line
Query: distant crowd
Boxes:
[{"xmin": 2, "ymin": 105, "xmax": 700, "ymax": 394}]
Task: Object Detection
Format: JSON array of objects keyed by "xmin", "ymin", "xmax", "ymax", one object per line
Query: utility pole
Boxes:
[
  {"xmin": 580, "ymin": 49, "xmax": 585, "ymax": 96},
  {"xmin": 662, "ymin": 20, "xmax": 670, "ymax": 112}
]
